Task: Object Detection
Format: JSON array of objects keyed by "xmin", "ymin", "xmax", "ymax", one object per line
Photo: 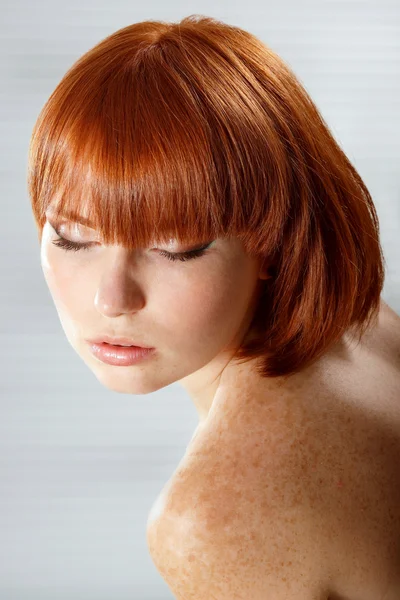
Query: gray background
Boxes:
[{"xmin": 1, "ymin": 1, "xmax": 399, "ymax": 598}]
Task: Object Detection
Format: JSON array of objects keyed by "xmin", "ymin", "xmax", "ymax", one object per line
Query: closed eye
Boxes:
[{"xmin": 50, "ymin": 228, "xmax": 214, "ymax": 262}]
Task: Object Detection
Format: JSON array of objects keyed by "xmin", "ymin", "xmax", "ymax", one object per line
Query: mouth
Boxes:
[
  {"xmin": 103, "ymin": 342, "xmax": 138, "ymax": 347},
  {"xmin": 86, "ymin": 339, "xmax": 156, "ymax": 366},
  {"xmin": 87, "ymin": 336, "xmax": 152, "ymax": 349}
]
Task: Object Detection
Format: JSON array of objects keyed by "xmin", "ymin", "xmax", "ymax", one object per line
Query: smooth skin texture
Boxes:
[{"xmin": 40, "ymin": 208, "xmax": 272, "ymax": 421}]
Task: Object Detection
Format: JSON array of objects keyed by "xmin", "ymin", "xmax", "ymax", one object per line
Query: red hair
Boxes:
[{"xmin": 27, "ymin": 14, "xmax": 386, "ymax": 379}]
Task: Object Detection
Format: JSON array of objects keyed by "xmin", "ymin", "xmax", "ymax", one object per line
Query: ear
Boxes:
[
  {"xmin": 259, "ymin": 270, "xmax": 272, "ymax": 281},
  {"xmin": 258, "ymin": 260, "xmax": 274, "ymax": 281}
]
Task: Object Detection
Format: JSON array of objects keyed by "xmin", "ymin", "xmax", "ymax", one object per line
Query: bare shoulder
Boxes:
[
  {"xmin": 147, "ymin": 302, "xmax": 400, "ymax": 599},
  {"xmin": 148, "ymin": 377, "xmax": 400, "ymax": 599},
  {"xmin": 150, "ymin": 508, "xmax": 327, "ymax": 600},
  {"xmin": 147, "ymin": 418, "xmax": 330, "ymax": 600}
]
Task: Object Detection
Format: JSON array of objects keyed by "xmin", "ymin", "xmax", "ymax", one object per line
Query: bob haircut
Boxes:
[{"xmin": 27, "ymin": 14, "xmax": 386, "ymax": 379}]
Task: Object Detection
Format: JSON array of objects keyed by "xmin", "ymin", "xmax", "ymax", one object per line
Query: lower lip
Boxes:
[{"xmin": 88, "ymin": 342, "xmax": 155, "ymax": 366}]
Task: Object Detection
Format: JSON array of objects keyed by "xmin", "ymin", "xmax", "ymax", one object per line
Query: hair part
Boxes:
[{"xmin": 27, "ymin": 14, "xmax": 386, "ymax": 379}]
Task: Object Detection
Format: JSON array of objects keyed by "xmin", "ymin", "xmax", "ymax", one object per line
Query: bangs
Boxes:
[
  {"xmin": 28, "ymin": 15, "xmax": 385, "ymax": 378},
  {"xmin": 28, "ymin": 30, "xmax": 284, "ymax": 256}
]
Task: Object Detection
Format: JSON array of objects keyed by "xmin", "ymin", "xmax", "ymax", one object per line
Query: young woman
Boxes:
[{"xmin": 27, "ymin": 14, "xmax": 400, "ymax": 600}]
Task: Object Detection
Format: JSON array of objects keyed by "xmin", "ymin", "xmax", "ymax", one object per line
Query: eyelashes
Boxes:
[{"xmin": 50, "ymin": 230, "xmax": 214, "ymax": 263}]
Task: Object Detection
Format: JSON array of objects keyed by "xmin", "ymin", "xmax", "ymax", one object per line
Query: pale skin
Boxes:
[
  {"xmin": 40, "ymin": 206, "xmax": 273, "ymax": 422},
  {"xmin": 40, "ymin": 206, "xmax": 400, "ymax": 598}
]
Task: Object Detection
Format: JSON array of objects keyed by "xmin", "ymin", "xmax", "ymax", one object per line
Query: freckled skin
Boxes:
[
  {"xmin": 147, "ymin": 302, "xmax": 400, "ymax": 600},
  {"xmin": 40, "ymin": 221, "xmax": 400, "ymax": 599}
]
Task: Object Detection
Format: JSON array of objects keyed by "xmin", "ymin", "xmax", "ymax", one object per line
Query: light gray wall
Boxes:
[{"xmin": 1, "ymin": 1, "xmax": 399, "ymax": 598}]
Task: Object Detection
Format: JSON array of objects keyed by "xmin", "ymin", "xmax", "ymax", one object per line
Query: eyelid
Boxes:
[{"xmin": 49, "ymin": 222, "xmax": 214, "ymax": 254}]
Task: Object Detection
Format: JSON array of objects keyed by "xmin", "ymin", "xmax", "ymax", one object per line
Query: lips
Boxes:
[
  {"xmin": 87, "ymin": 341, "xmax": 155, "ymax": 366},
  {"xmin": 87, "ymin": 335, "xmax": 151, "ymax": 348}
]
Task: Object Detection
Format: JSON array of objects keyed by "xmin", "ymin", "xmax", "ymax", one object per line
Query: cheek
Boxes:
[
  {"xmin": 158, "ymin": 261, "xmax": 257, "ymax": 345},
  {"xmin": 41, "ymin": 244, "xmax": 87, "ymax": 317}
]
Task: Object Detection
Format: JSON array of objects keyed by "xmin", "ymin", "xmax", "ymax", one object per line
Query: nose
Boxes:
[{"xmin": 94, "ymin": 252, "xmax": 146, "ymax": 317}]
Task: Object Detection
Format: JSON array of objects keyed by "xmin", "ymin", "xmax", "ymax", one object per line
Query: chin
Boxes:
[{"xmin": 88, "ymin": 366, "xmax": 162, "ymax": 396}]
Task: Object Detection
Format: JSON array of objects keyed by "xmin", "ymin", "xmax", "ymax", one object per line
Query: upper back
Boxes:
[{"xmin": 310, "ymin": 299, "xmax": 400, "ymax": 599}]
